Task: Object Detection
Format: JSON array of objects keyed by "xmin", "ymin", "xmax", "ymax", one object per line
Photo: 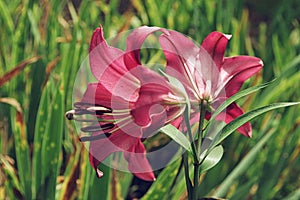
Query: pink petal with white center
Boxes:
[
  {"xmin": 159, "ymin": 31, "xmax": 200, "ymax": 100},
  {"xmin": 159, "ymin": 30, "xmax": 198, "ymax": 76},
  {"xmin": 196, "ymin": 46, "xmax": 220, "ymax": 98}
]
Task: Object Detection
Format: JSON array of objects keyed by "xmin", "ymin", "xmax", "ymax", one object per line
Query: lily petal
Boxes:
[
  {"xmin": 224, "ymin": 58, "xmax": 263, "ymax": 97},
  {"xmin": 89, "ymin": 26, "xmax": 139, "ymax": 96},
  {"xmin": 89, "ymin": 130, "xmax": 155, "ymax": 181},
  {"xmin": 159, "ymin": 31, "xmax": 199, "ymax": 100},
  {"xmin": 216, "ymin": 103, "xmax": 252, "ymax": 137},
  {"xmin": 160, "ymin": 30, "xmax": 198, "ymax": 75},
  {"xmin": 124, "ymin": 26, "xmax": 167, "ymax": 69},
  {"xmin": 81, "ymin": 83, "xmax": 129, "ymax": 111},
  {"xmin": 124, "ymin": 139, "xmax": 156, "ymax": 181},
  {"xmin": 131, "ymin": 85, "xmax": 168, "ymax": 127},
  {"xmin": 115, "ymin": 65, "xmax": 170, "ymax": 104},
  {"xmin": 201, "ymin": 31, "xmax": 231, "ymax": 69},
  {"xmin": 89, "ymin": 129, "xmax": 141, "ymax": 174},
  {"xmin": 89, "ymin": 154, "xmax": 104, "ymax": 178}
]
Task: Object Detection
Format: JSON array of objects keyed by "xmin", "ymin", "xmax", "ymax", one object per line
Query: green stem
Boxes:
[
  {"xmin": 196, "ymin": 100, "xmax": 207, "ymax": 157},
  {"xmin": 183, "ymin": 101, "xmax": 208, "ymax": 200},
  {"xmin": 183, "ymin": 108, "xmax": 199, "ymax": 164},
  {"xmin": 193, "ymin": 163, "xmax": 200, "ymax": 200},
  {"xmin": 194, "ymin": 100, "xmax": 207, "ymax": 200},
  {"xmin": 183, "ymin": 152, "xmax": 192, "ymax": 200}
]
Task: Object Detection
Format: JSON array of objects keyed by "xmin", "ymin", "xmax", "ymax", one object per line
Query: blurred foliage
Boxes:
[{"xmin": 0, "ymin": 0, "xmax": 299, "ymax": 200}]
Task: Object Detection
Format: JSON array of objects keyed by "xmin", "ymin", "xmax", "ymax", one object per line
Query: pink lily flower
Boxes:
[
  {"xmin": 159, "ymin": 30, "xmax": 263, "ymax": 137},
  {"xmin": 66, "ymin": 26, "xmax": 185, "ymax": 181}
]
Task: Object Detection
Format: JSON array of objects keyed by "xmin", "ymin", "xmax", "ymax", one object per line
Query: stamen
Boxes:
[
  {"xmin": 109, "ymin": 117, "xmax": 132, "ymax": 134},
  {"xmin": 104, "ymin": 112, "xmax": 130, "ymax": 116},
  {"xmin": 80, "ymin": 132, "xmax": 112, "ymax": 142},
  {"xmin": 114, "ymin": 115, "xmax": 132, "ymax": 124},
  {"xmin": 81, "ymin": 123, "xmax": 115, "ymax": 132},
  {"xmin": 111, "ymin": 109, "xmax": 131, "ymax": 113},
  {"xmin": 71, "ymin": 118, "xmax": 99, "ymax": 122}
]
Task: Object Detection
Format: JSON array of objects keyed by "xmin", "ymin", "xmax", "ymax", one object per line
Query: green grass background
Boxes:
[{"xmin": 0, "ymin": 0, "xmax": 300, "ymax": 199}]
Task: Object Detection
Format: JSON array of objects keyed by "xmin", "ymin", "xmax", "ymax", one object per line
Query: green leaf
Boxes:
[
  {"xmin": 229, "ymin": 178, "xmax": 258, "ymax": 200},
  {"xmin": 282, "ymin": 188, "xmax": 300, "ymax": 200},
  {"xmin": 0, "ymin": 1, "xmax": 14, "ymax": 34},
  {"xmin": 210, "ymin": 102, "xmax": 300, "ymax": 150},
  {"xmin": 77, "ymin": 150, "xmax": 92, "ymax": 200},
  {"xmin": 200, "ymin": 145, "xmax": 224, "ymax": 173},
  {"xmin": 160, "ymin": 124, "xmax": 191, "ymax": 152},
  {"xmin": 88, "ymin": 163, "xmax": 112, "ymax": 200},
  {"xmin": 142, "ymin": 159, "xmax": 181, "ymax": 200},
  {"xmin": 32, "ymin": 83, "xmax": 50, "ymax": 199},
  {"xmin": 0, "ymin": 155, "xmax": 22, "ymax": 194},
  {"xmin": 207, "ymin": 80, "xmax": 275, "ymax": 129},
  {"xmin": 1, "ymin": 98, "xmax": 32, "ymax": 199},
  {"xmin": 27, "ymin": 9, "xmax": 41, "ymax": 44},
  {"xmin": 40, "ymin": 82, "xmax": 65, "ymax": 200},
  {"xmin": 212, "ymin": 129, "xmax": 276, "ymax": 198}
]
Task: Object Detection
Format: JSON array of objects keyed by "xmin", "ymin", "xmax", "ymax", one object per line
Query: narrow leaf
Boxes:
[
  {"xmin": 208, "ymin": 80, "xmax": 275, "ymax": 126},
  {"xmin": 213, "ymin": 129, "xmax": 276, "ymax": 197},
  {"xmin": 0, "ymin": 1, "xmax": 14, "ymax": 33},
  {"xmin": 142, "ymin": 159, "xmax": 181, "ymax": 200},
  {"xmin": 32, "ymin": 83, "xmax": 50, "ymax": 199},
  {"xmin": 40, "ymin": 82, "xmax": 64, "ymax": 199},
  {"xmin": 282, "ymin": 188, "xmax": 300, "ymax": 200},
  {"xmin": 210, "ymin": 102, "xmax": 300, "ymax": 153},
  {"xmin": 0, "ymin": 98, "xmax": 32, "ymax": 199},
  {"xmin": 0, "ymin": 56, "xmax": 41, "ymax": 87}
]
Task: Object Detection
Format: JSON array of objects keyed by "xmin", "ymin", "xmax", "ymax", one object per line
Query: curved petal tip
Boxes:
[
  {"xmin": 95, "ymin": 168, "xmax": 104, "ymax": 178},
  {"xmin": 224, "ymin": 33, "xmax": 232, "ymax": 40},
  {"xmin": 259, "ymin": 59, "xmax": 264, "ymax": 66}
]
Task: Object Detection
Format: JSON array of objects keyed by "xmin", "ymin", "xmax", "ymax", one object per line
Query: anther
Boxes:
[
  {"xmin": 80, "ymin": 132, "xmax": 112, "ymax": 142},
  {"xmin": 74, "ymin": 102, "xmax": 94, "ymax": 108},
  {"xmin": 87, "ymin": 106, "xmax": 112, "ymax": 113},
  {"xmin": 74, "ymin": 102, "xmax": 112, "ymax": 112},
  {"xmin": 65, "ymin": 110, "xmax": 75, "ymax": 120},
  {"xmin": 81, "ymin": 123, "xmax": 115, "ymax": 132},
  {"xmin": 74, "ymin": 108, "xmax": 93, "ymax": 115}
]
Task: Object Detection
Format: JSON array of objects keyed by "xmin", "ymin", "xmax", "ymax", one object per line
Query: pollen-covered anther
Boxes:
[
  {"xmin": 86, "ymin": 106, "xmax": 112, "ymax": 113},
  {"xmin": 65, "ymin": 110, "xmax": 75, "ymax": 120}
]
